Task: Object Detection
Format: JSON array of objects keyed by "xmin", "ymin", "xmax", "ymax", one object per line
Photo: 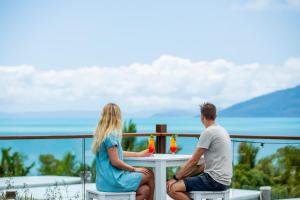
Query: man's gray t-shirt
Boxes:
[{"xmin": 197, "ymin": 124, "xmax": 232, "ymax": 185}]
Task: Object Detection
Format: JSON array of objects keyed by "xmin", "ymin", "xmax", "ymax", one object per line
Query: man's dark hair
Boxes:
[{"xmin": 200, "ymin": 102, "xmax": 217, "ymax": 120}]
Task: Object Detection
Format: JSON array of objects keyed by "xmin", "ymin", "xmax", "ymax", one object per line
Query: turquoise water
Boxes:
[
  {"xmin": 0, "ymin": 116, "xmax": 299, "ymax": 175},
  {"xmin": 1, "ymin": 116, "xmax": 300, "ymax": 135}
]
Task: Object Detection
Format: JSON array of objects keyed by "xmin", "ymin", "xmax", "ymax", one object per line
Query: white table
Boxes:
[{"xmin": 124, "ymin": 154, "xmax": 192, "ymax": 200}]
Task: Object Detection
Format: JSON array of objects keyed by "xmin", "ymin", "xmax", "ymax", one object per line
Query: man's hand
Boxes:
[
  {"xmin": 167, "ymin": 179, "xmax": 177, "ymax": 192},
  {"xmin": 138, "ymin": 149, "xmax": 152, "ymax": 157}
]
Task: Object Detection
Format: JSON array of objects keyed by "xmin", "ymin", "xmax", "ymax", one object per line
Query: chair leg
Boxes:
[
  {"xmin": 86, "ymin": 192, "xmax": 92, "ymax": 200},
  {"xmin": 196, "ymin": 193, "xmax": 202, "ymax": 200},
  {"xmin": 99, "ymin": 195, "xmax": 106, "ymax": 200},
  {"xmin": 222, "ymin": 192, "xmax": 229, "ymax": 200},
  {"xmin": 130, "ymin": 193, "xmax": 135, "ymax": 200},
  {"xmin": 224, "ymin": 192, "xmax": 230, "ymax": 200}
]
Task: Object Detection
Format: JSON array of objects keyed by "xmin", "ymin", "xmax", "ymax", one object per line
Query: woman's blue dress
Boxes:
[{"xmin": 96, "ymin": 132, "xmax": 142, "ymax": 192}]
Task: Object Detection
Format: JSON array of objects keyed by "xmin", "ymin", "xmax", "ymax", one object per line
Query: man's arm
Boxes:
[{"xmin": 175, "ymin": 147, "xmax": 206, "ymax": 179}]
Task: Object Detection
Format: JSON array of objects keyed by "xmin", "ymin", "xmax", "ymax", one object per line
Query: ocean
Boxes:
[{"xmin": 0, "ymin": 116, "xmax": 299, "ymax": 175}]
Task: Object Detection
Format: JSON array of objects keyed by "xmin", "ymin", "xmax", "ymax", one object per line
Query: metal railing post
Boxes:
[{"xmin": 156, "ymin": 124, "xmax": 167, "ymax": 153}]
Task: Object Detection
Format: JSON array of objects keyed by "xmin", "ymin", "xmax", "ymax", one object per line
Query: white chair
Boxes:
[
  {"xmin": 190, "ymin": 189, "xmax": 230, "ymax": 200},
  {"xmin": 86, "ymin": 189, "xmax": 136, "ymax": 200}
]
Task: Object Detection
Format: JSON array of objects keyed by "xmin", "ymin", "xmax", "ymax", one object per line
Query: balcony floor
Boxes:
[{"xmin": 0, "ymin": 176, "xmax": 261, "ymax": 200}]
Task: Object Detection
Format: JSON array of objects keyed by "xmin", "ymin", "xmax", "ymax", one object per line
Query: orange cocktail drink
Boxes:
[
  {"xmin": 148, "ymin": 135, "xmax": 155, "ymax": 154},
  {"xmin": 170, "ymin": 134, "xmax": 177, "ymax": 154}
]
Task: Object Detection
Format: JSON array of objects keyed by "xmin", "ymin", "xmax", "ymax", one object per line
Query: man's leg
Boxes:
[{"xmin": 167, "ymin": 180, "xmax": 191, "ymax": 200}]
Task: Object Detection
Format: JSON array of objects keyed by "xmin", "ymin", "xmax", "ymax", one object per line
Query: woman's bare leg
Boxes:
[
  {"xmin": 147, "ymin": 170, "xmax": 155, "ymax": 200},
  {"xmin": 136, "ymin": 168, "xmax": 155, "ymax": 200},
  {"xmin": 136, "ymin": 184, "xmax": 150, "ymax": 200}
]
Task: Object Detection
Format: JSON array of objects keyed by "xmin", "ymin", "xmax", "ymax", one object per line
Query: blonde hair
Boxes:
[{"xmin": 92, "ymin": 103, "xmax": 122, "ymax": 154}]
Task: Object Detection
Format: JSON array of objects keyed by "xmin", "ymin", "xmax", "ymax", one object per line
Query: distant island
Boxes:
[
  {"xmin": 152, "ymin": 85, "xmax": 300, "ymax": 118},
  {"xmin": 219, "ymin": 84, "xmax": 300, "ymax": 117},
  {"xmin": 2, "ymin": 85, "xmax": 300, "ymax": 118}
]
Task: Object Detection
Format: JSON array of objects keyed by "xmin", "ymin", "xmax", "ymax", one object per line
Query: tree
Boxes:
[
  {"xmin": 272, "ymin": 146, "xmax": 300, "ymax": 198},
  {"xmin": 59, "ymin": 153, "xmax": 80, "ymax": 176},
  {"xmin": 256, "ymin": 156, "xmax": 274, "ymax": 176},
  {"xmin": 232, "ymin": 143, "xmax": 300, "ymax": 199},
  {"xmin": 233, "ymin": 142, "xmax": 272, "ymax": 189},
  {"xmin": 122, "ymin": 119, "xmax": 137, "ymax": 151},
  {"xmin": 39, "ymin": 152, "xmax": 80, "ymax": 176},
  {"xmin": 232, "ymin": 163, "xmax": 272, "ymax": 189},
  {"xmin": 238, "ymin": 142, "xmax": 259, "ymax": 168},
  {"xmin": 38, "ymin": 154, "xmax": 60, "ymax": 175},
  {"xmin": 0, "ymin": 147, "xmax": 34, "ymax": 177}
]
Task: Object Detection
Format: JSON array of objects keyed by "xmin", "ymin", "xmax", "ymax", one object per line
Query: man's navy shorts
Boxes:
[{"xmin": 183, "ymin": 173, "xmax": 229, "ymax": 192}]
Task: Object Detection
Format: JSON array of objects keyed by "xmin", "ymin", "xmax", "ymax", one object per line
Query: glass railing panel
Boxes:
[
  {"xmin": 0, "ymin": 138, "xmax": 85, "ymax": 200},
  {"xmin": 1, "ymin": 134, "xmax": 299, "ymax": 199},
  {"xmin": 231, "ymin": 138, "xmax": 300, "ymax": 199}
]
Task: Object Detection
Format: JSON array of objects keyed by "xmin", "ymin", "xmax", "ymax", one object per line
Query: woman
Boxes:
[{"xmin": 92, "ymin": 103, "xmax": 154, "ymax": 200}]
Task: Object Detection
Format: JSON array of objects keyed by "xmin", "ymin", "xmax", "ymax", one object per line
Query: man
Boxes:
[{"xmin": 167, "ymin": 103, "xmax": 232, "ymax": 200}]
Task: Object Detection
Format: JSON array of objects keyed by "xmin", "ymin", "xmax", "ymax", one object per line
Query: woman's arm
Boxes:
[
  {"xmin": 107, "ymin": 147, "xmax": 151, "ymax": 175},
  {"xmin": 123, "ymin": 149, "xmax": 151, "ymax": 157},
  {"xmin": 107, "ymin": 147, "xmax": 135, "ymax": 171},
  {"xmin": 123, "ymin": 151, "xmax": 140, "ymax": 157}
]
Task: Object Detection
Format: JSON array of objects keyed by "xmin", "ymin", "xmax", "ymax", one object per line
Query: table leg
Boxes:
[{"xmin": 155, "ymin": 160, "xmax": 166, "ymax": 200}]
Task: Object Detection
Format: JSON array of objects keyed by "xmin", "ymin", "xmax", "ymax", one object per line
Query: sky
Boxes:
[{"xmin": 0, "ymin": 0, "xmax": 300, "ymax": 116}]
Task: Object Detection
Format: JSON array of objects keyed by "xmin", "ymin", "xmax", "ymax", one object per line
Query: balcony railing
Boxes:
[
  {"xmin": 1, "ymin": 124, "xmax": 299, "ymax": 156},
  {"xmin": 0, "ymin": 124, "xmax": 299, "ymax": 199}
]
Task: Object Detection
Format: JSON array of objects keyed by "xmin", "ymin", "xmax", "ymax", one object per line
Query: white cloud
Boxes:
[
  {"xmin": 232, "ymin": 0, "xmax": 300, "ymax": 11},
  {"xmin": 0, "ymin": 55, "xmax": 300, "ymax": 116}
]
